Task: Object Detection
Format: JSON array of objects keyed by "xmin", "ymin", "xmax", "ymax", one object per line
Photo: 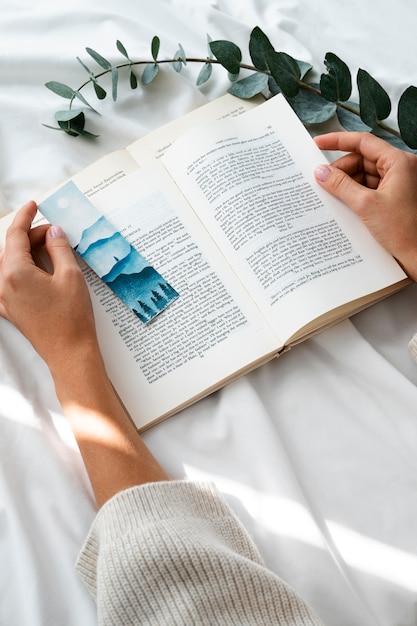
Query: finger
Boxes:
[
  {"xmin": 44, "ymin": 225, "xmax": 80, "ymax": 275},
  {"xmin": 28, "ymin": 224, "xmax": 50, "ymax": 249},
  {"xmin": 6, "ymin": 200, "xmax": 38, "ymax": 235},
  {"xmin": 3, "ymin": 201, "xmax": 38, "ymax": 267},
  {"xmin": 315, "ymin": 131, "xmax": 398, "ymax": 163},
  {"xmin": 314, "ymin": 163, "xmax": 373, "ymax": 210},
  {"xmin": 328, "ymin": 153, "xmax": 381, "ymax": 189}
]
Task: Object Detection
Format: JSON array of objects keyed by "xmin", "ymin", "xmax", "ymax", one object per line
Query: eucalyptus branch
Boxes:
[{"xmin": 44, "ymin": 29, "xmax": 417, "ymax": 151}]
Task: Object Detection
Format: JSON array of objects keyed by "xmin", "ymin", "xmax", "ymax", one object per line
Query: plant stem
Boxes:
[{"xmin": 69, "ymin": 56, "xmax": 400, "ymax": 139}]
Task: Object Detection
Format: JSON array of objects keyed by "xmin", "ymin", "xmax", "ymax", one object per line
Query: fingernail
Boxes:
[
  {"xmin": 47, "ymin": 225, "xmax": 66, "ymax": 239},
  {"xmin": 314, "ymin": 165, "xmax": 331, "ymax": 182}
]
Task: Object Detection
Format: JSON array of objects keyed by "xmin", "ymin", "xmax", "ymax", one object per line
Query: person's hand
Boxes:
[
  {"xmin": 314, "ymin": 132, "xmax": 417, "ymax": 281},
  {"xmin": 0, "ymin": 200, "xmax": 101, "ymax": 375}
]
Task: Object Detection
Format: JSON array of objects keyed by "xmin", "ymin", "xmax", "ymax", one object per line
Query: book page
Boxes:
[
  {"xmin": 127, "ymin": 93, "xmax": 261, "ymax": 165},
  {"xmin": 81, "ymin": 164, "xmax": 280, "ymax": 429},
  {"xmin": 52, "ymin": 95, "xmax": 260, "ymax": 199},
  {"xmin": 162, "ymin": 95, "xmax": 407, "ymax": 343}
]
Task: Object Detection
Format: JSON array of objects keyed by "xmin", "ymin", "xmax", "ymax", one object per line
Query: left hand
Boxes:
[{"xmin": 0, "ymin": 200, "xmax": 100, "ymax": 373}]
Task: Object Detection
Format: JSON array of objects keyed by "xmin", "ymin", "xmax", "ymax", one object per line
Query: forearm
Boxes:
[{"xmin": 51, "ymin": 346, "xmax": 169, "ymax": 508}]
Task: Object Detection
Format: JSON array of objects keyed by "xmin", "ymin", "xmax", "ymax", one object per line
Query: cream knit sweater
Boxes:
[{"xmin": 76, "ymin": 481, "xmax": 324, "ymax": 625}]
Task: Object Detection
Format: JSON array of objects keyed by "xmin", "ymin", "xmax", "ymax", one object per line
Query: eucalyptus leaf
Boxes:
[
  {"xmin": 357, "ymin": 68, "xmax": 391, "ymax": 128},
  {"xmin": 94, "ymin": 82, "xmax": 107, "ymax": 99},
  {"xmin": 76, "ymin": 128, "xmax": 100, "ymax": 139},
  {"xmin": 206, "ymin": 33, "xmax": 213, "ymax": 59},
  {"xmin": 398, "ymin": 86, "xmax": 417, "ymax": 149},
  {"xmin": 116, "ymin": 40, "xmax": 129, "ymax": 60},
  {"xmin": 320, "ymin": 52, "xmax": 352, "ymax": 102},
  {"xmin": 74, "ymin": 89, "xmax": 99, "ymax": 113},
  {"xmin": 43, "ymin": 123, "xmax": 74, "ymax": 134},
  {"xmin": 56, "ymin": 111, "xmax": 86, "ymax": 136},
  {"xmin": 177, "ymin": 43, "xmax": 186, "ymax": 65},
  {"xmin": 196, "ymin": 62, "xmax": 212, "ymax": 86},
  {"xmin": 54, "ymin": 108, "xmax": 86, "ymax": 122},
  {"xmin": 268, "ymin": 76, "xmax": 281, "ymax": 95},
  {"xmin": 151, "ymin": 36, "xmax": 160, "ymax": 61},
  {"xmin": 76, "ymin": 57, "xmax": 106, "ymax": 99},
  {"xmin": 249, "ymin": 26, "xmax": 274, "ymax": 72},
  {"xmin": 86, "ymin": 47, "xmax": 112, "ymax": 70},
  {"xmin": 336, "ymin": 102, "xmax": 371, "ymax": 131},
  {"xmin": 44, "ymin": 32, "xmax": 414, "ymax": 147},
  {"xmin": 297, "ymin": 60, "xmax": 313, "ymax": 81},
  {"xmin": 111, "ymin": 67, "xmax": 119, "ymax": 101},
  {"xmin": 265, "ymin": 50, "xmax": 300, "ymax": 97},
  {"xmin": 77, "ymin": 57, "xmax": 94, "ymax": 77},
  {"xmin": 45, "ymin": 81, "xmax": 75, "ymax": 99},
  {"xmin": 141, "ymin": 62, "xmax": 159, "ymax": 85},
  {"xmin": 287, "ymin": 87, "xmax": 336, "ymax": 124},
  {"xmin": 129, "ymin": 67, "xmax": 138, "ymax": 89},
  {"xmin": 371, "ymin": 126, "xmax": 417, "ymax": 153},
  {"xmin": 173, "ymin": 57, "xmax": 182, "ymax": 73},
  {"xmin": 228, "ymin": 72, "xmax": 268, "ymax": 98},
  {"xmin": 209, "ymin": 40, "xmax": 242, "ymax": 75}
]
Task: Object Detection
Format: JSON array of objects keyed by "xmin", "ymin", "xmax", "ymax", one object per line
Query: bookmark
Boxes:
[{"xmin": 38, "ymin": 181, "xmax": 179, "ymax": 323}]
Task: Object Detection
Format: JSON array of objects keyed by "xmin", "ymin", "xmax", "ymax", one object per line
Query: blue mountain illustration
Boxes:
[
  {"xmin": 101, "ymin": 247, "xmax": 146, "ymax": 283},
  {"xmin": 75, "ymin": 215, "xmax": 179, "ymax": 323},
  {"xmin": 106, "ymin": 266, "xmax": 179, "ymax": 320},
  {"xmin": 76, "ymin": 217, "xmax": 146, "ymax": 278},
  {"xmin": 77, "ymin": 216, "xmax": 116, "ymax": 255}
]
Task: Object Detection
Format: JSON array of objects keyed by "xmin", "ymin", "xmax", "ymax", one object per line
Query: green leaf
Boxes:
[
  {"xmin": 320, "ymin": 52, "xmax": 352, "ymax": 102},
  {"xmin": 151, "ymin": 35, "xmax": 160, "ymax": 61},
  {"xmin": 56, "ymin": 111, "xmax": 85, "ymax": 137},
  {"xmin": 268, "ymin": 76, "xmax": 281, "ymax": 96},
  {"xmin": 45, "ymin": 81, "xmax": 75, "ymax": 99},
  {"xmin": 336, "ymin": 101, "xmax": 371, "ymax": 131},
  {"xmin": 357, "ymin": 69, "xmax": 391, "ymax": 128},
  {"xmin": 249, "ymin": 26, "xmax": 274, "ymax": 72},
  {"xmin": 73, "ymin": 89, "xmax": 99, "ymax": 113},
  {"xmin": 177, "ymin": 43, "xmax": 186, "ymax": 65},
  {"xmin": 288, "ymin": 86, "xmax": 337, "ymax": 124},
  {"xmin": 196, "ymin": 62, "xmax": 213, "ymax": 86},
  {"xmin": 94, "ymin": 81, "xmax": 107, "ymax": 99},
  {"xmin": 129, "ymin": 67, "xmax": 138, "ymax": 89},
  {"xmin": 173, "ymin": 58, "xmax": 182, "ymax": 73},
  {"xmin": 206, "ymin": 33, "xmax": 213, "ymax": 59},
  {"xmin": 116, "ymin": 39, "xmax": 129, "ymax": 59},
  {"xmin": 76, "ymin": 57, "xmax": 106, "ymax": 99},
  {"xmin": 173, "ymin": 44, "xmax": 187, "ymax": 73},
  {"xmin": 371, "ymin": 125, "xmax": 417, "ymax": 153},
  {"xmin": 209, "ymin": 40, "xmax": 242, "ymax": 75},
  {"xmin": 228, "ymin": 72, "xmax": 268, "ymax": 98},
  {"xmin": 54, "ymin": 108, "xmax": 86, "ymax": 122},
  {"xmin": 398, "ymin": 86, "xmax": 417, "ymax": 149},
  {"xmin": 111, "ymin": 67, "xmax": 118, "ymax": 101},
  {"xmin": 265, "ymin": 50, "xmax": 300, "ymax": 97},
  {"xmin": 77, "ymin": 56, "xmax": 94, "ymax": 77},
  {"xmin": 142, "ymin": 62, "xmax": 159, "ymax": 85},
  {"xmin": 86, "ymin": 47, "xmax": 112, "ymax": 70},
  {"xmin": 297, "ymin": 60, "xmax": 313, "ymax": 81}
]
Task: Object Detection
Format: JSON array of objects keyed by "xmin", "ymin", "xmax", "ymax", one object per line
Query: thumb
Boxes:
[
  {"xmin": 45, "ymin": 224, "xmax": 78, "ymax": 272},
  {"xmin": 314, "ymin": 164, "xmax": 366, "ymax": 209}
]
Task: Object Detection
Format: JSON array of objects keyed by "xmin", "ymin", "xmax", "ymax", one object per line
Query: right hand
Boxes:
[{"xmin": 314, "ymin": 132, "xmax": 417, "ymax": 281}]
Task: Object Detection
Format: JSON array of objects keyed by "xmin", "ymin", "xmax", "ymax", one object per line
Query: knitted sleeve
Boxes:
[{"xmin": 76, "ymin": 480, "xmax": 324, "ymax": 626}]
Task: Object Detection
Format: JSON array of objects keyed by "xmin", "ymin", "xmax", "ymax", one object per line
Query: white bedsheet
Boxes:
[{"xmin": 1, "ymin": 1, "xmax": 417, "ymax": 625}]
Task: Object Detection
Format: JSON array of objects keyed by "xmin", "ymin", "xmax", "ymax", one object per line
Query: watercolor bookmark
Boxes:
[{"xmin": 38, "ymin": 181, "xmax": 179, "ymax": 323}]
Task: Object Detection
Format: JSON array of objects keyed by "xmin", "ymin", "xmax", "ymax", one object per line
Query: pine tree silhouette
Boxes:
[{"xmin": 133, "ymin": 308, "xmax": 148, "ymax": 324}]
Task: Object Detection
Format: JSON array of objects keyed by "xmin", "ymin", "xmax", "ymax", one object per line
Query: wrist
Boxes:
[{"xmin": 49, "ymin": 340, "xmax": 108, "ymax": 401}]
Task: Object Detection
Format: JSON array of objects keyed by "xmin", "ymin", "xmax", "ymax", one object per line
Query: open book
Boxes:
[{"xmin": 0, "ymin": 94, "xmax": 410, "ymax": 430}]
